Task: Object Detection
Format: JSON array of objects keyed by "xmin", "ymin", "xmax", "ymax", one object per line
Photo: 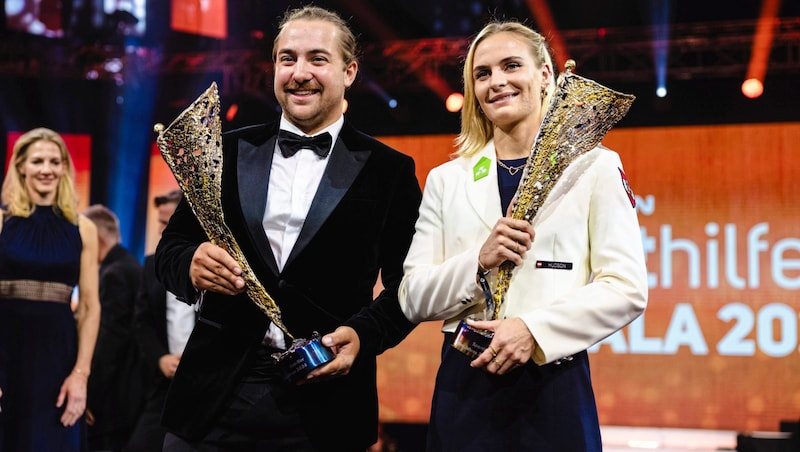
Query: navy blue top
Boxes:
[
  {"xmin": 497, "ymin": 158, "xmax": 527, "ymax": 214},
  {"xmin": 0, "ymin": 206, "xmax": 81, "ymax": 285}
]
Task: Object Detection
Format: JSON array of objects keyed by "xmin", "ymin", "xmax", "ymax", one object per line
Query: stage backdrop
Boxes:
[
  {"xmin": 145, "ymin": 122, "xmax": 800, "ymax": 433},
  {"xmin": 143, "ymin": 144, "xmax": 180, "ymax": 256},
  {"xmin": 376, "ymin": 122, "xmax": 800, "ymax": 433}
]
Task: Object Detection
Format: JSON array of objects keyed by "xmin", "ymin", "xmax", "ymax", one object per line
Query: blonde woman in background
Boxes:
[{"xmin": 0, "ymin": 127, "xmax": 101, "ymax": 451}]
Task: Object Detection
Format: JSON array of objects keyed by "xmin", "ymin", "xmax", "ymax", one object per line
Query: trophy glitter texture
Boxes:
[
  {"xmin": 153, "ymin": 82, "xmax": 294, "ymax": 340},
  {"xmin": 489, "ymin": 60, "xmax": 636, "ymax": 320}
]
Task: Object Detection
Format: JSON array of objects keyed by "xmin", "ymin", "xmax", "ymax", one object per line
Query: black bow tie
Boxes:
[{"xmin": 277, "ymin": 130, "xmax": 332, "ymax": 158}]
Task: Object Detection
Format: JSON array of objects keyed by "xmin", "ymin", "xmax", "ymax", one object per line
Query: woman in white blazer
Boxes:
[{"xmin": 399, "ymin": 21, "xmax": 648, "ymax": 451}]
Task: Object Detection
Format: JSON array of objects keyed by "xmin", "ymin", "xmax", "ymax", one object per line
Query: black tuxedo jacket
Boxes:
[
  {"xmin": 87, "ymin": 244, "xmax": 144, "ymax": 447},
  {"xmin": 154, "ymin": 120, "xmax": 422, "ymax": 447}
]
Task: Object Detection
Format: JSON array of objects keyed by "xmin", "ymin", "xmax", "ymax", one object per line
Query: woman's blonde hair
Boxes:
[
  {"xmin": 455, "ymin": 21, "xmax": 556, "ymax": 157},
  {"xmin": 1, "ymin": 127, "xmax": 79, "ymax": 223}
]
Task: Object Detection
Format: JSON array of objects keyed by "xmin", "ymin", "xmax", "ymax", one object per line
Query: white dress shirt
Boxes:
[
  {"xmin": 166, "ymin": 290, "xmax": 196, "ymax": 355},
  {"xmin": 262, "ymin": 115, "xmax": 344, "ymax": 348}
]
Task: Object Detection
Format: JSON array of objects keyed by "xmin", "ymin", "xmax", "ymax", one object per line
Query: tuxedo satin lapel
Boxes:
[
  {"xmin": 465, "ymin": 145, "xmax": 502, "ymax": 229},
  {"xmin": 284, "ymin": 138, "xmax": 369, "ymax": 267},
  {"xmin": 237, "ymin": 136, "xmax": 280, "ymax": 276}
]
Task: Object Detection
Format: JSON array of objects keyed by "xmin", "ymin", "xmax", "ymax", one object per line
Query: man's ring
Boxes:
[
  {"xmin": 488, "ymin": 346, "xmax": 498, "ymax": 358},
  {"xmin": 514, "ymin": 242, "xmax": 519, "ymax": 253}
]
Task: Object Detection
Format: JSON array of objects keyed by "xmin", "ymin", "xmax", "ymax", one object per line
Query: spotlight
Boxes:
[
  {"xmin": 363, "ymin": 77, "xmax": 397, "ymax": 110},
  {"xmin": 741, "ymin": 78, "xmax": 763, "ymax": 99},
  {"xmin": 103, "ymin": 58, "xmax": 123, "ymax": 73},
  {"xmin": 742, "ymin": 0, "xmax": 779, "ymax": 100},
  {"xmin": 650, "ymin": 1, "xmax": 670, "ymax": 106},
  {"xmin": 445, "ymin": 92, "xmax": 464, "ymax": 113}
]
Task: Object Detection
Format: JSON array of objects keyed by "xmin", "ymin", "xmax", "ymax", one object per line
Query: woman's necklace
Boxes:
[{"xmin": 497, "ymin": 159, "xmax": 526, "ymax": 176}]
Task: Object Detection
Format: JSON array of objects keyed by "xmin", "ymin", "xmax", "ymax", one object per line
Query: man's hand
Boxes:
[
  {"xmin": 190, "ymin": 242, "xmax": 245, "ymax": 295},
  {"xmin": 159, "ymin": 354, "xmax": 181, "ymax": 378},
  {"xmin": 300, "ymin": 326, "xmax": 360, "ymax": 384}
]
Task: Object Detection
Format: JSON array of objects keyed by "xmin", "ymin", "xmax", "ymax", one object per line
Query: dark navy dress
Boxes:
[{"xmin": 0, "ymin": 206, "xmax": 84, "ymax": 452}]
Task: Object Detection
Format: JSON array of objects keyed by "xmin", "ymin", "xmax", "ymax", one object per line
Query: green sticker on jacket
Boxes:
[{"xmin": 473, "ymin": 156, "xmax": 491, "ymax": 181}]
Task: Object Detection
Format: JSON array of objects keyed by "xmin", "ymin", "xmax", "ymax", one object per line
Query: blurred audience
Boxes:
[
  {"xmin": 126, "ymin": 189, "xmax": 191, "ymax": 452},
  {"xmin": 82, "ymin": 204, "xmax": 144, "ymax": 451}
]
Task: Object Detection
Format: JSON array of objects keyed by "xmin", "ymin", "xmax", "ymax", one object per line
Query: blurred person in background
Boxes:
[
  {"xmin": 126, "ymin": 189, "xmax": 190, "ymax": 452},
  {"xmin": 82, "ymin": 204, "xmax": 144, "ymax": 451}
]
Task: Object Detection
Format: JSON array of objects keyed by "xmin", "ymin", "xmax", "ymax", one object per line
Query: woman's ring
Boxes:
[{"xmin": 488, "ymin": 346, "xmax": 498, "ymax": 358}]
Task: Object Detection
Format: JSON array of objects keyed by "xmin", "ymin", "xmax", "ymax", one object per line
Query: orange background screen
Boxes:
[
  {"xmin": 171, "ymin": 0, "xmax": 227, "ymax": 39},
  {"xmin": 144, "ymin": 144, "xmax": 180, "ymax": 256}
]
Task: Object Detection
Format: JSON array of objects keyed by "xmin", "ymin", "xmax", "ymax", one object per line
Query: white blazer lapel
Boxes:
[{"xmin": 464, "ymin": 142, "xmax": 502, "ymax": 229}]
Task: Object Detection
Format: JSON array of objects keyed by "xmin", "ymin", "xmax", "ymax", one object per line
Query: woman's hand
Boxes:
[
  {"xmin": 478, "ymin": 218, "xmax": 534, "ymax": 270},
  {"xmin": 468, "ymin": 317, "xmax": 535, "ymax": 375},
  {"xmin": 56, "ymin": 371, "xmax": 88, "ymax": 427}
]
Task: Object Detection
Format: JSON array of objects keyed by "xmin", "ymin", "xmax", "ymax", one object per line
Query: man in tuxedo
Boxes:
[
  {"xmin": 155, "ymin": 5, "xmax": 422, "ymax": 451},
  {"xmin": 82, "ymin": 204, "xmax": 144, "ymax": 451},
  {"xmin": 126, "ymin": 189, "xmax": 190, "ymax": 452}
]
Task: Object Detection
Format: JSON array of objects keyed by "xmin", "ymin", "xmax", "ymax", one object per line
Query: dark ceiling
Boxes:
[
  {"xmin": 252, "ymin": 0, "xmax": 790, "ymax": 39},
  {"xmin": 222, "ymin": 0, "xmax": 800, "ymax": 134},
  {"xmin": 2, "ymin": 0, "xmax": 799, "ymax": 136}
]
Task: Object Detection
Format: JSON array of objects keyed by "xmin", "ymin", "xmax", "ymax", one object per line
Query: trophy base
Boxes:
[
  {"xmin": 450, "ymin": 320, "xmax": 494, "ymax": 359},
  {"xmin": 272, "ymin": 334, "xmax": 334, "ymax": 383}
]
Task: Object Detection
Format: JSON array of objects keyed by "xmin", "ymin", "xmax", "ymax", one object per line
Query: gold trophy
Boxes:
[
  {"xmin": 154, "ymin": 82, "xmax": 333, "ymax": 381},
  {"xmin": 451, "ymin": 60, "xmax": 636, "ymax": 359}
]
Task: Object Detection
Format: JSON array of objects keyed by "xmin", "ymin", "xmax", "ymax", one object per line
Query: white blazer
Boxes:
[{"xmin": 399, "ymin": 141, "xmax": 648, "ymax": 365}]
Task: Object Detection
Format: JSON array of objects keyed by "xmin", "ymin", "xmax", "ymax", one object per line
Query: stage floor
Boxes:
[
  {"xmin": 379, "ymin": 423, "xmax": 795, "ymax": 451},
  {"xmin": 601, "ymin": 426, "xmax": 737, "ymax": 451}
]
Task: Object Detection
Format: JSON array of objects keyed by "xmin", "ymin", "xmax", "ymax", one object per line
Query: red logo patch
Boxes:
[{"xmin": 618, "ymin": 168, "xmax": 636, "ymax": 208}]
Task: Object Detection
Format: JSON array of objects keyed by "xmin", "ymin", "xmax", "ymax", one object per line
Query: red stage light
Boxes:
[
  {"xmin": 226, "ymin": 104, "xmax": 239, "ymax": 121},
  {"xmin": 445, "ymin": 92, "xmax": 464, "ymax": 112}
]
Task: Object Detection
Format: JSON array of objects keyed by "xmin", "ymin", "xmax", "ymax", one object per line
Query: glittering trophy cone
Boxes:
[
  {"xmin": 154, "ymin": 82, "xmax": 333, "ymax": 381},
  {"xmin": 452, "ymin": 60, "xmax": 636, "ymax": 359}
]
